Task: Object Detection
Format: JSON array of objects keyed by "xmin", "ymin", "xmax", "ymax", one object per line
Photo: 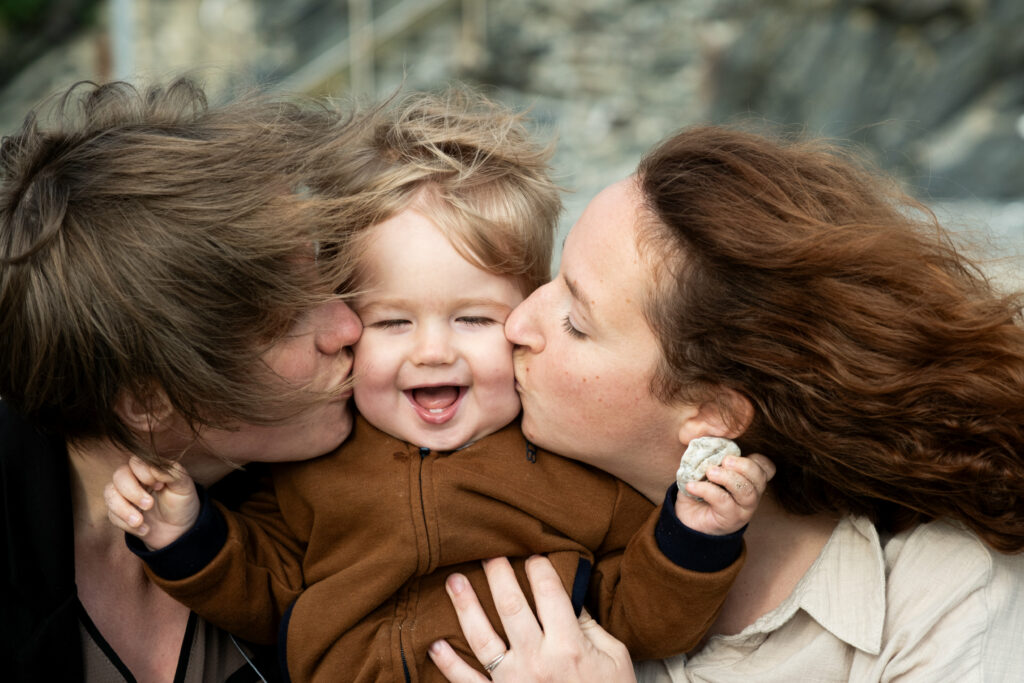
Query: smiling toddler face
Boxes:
[{"xmin": 351, "ymin": 207, "xmax": 524, "ymax": 450}]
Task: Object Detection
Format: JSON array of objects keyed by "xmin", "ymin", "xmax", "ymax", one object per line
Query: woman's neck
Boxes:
[
  {"xmin": 67, "ymin": 439, "xmax": 132, "ymax": 536},
  {"xmin": 704, "ymin": 492, "xmax": 839, "ymax": 638},
  {"xmin": 68, "ymin": 440, "xmax": 195, "ymax": 683}
]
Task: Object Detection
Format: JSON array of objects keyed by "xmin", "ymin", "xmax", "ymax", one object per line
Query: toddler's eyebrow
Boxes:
[{"xmin": 359, "ymin": 297, "xmax": 514, "ymax": 312}]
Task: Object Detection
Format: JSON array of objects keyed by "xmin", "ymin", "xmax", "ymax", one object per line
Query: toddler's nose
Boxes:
[{"xmin": 412, "ymin": 323, "xmax": 457, "ymax": 366}]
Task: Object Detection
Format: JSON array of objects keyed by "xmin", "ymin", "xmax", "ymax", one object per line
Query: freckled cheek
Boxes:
[{"xmin": 565, "ymin": 364, "xmax": 602, "ymax": 390}]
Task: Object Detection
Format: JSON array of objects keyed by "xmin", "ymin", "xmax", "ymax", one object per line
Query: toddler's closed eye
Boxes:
[
  {"xmin": 456, "ymin": 316, "xmax": 497, "ymax": 326},
  {"xmin": 371, "ymin": 319, "xmax": 410, "ymax": 329}
]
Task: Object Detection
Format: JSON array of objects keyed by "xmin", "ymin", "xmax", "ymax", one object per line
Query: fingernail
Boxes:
[
  {"xmin": 429, "ymin": 640, "xmax": 444, "ymax": 655},
  {"xmin": 141, "ymin": 495, "xmax": 153, "ymax": 508},
  {"xmin": 446, "ymin": 574, "xmax": 467, "ymax": 595},
  {"xmin": 138, "ymin": 524, "xmax": 149, "ymax": 535},
  {"xmin": 129, "ymin": 513, "xmax": 141, "ymax": 526},
  {"xmin": 723, "ymin": 456, "xmax": 736, "ymax": 467},
  {"xmin": 710, "ymin": 466, "xmax": 723, "ymax": 476}
]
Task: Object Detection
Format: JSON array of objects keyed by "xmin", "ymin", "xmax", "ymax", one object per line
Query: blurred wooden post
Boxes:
[
  {"xmin": 459, "ymin": 0, "xmax": 486, "ymax": 72},
  {"xmin": 109, "ymin": 0, "xmax": 137, "ymax": 81},
  {"xmin": 349, "ymin": 0, "xmax": 375, "ymax": 95}
]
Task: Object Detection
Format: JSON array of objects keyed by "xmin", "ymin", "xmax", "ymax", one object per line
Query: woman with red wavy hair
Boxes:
[{"xmin": 430, "ymin": 125, "xmax": 1024, "ymax": 682}]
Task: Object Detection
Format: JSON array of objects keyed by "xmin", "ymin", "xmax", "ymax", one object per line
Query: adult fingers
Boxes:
[
  {"xmin": 576, "ymin": 610, "xmax": 633, "ymax": 673},
  {"xmin": 483, "ymin": 557, "xmax": 543, "ymax": 650},
  {"xmin": 428, "ymin": 639, "xmax": 488, "ymax": 683},
  {"xmin": 444, "ymin": 571, "xmax": 510, "ymax": 674},
  {"xmin": 524, "ymin": 555, "xmax": 584, "ymax": 637}
]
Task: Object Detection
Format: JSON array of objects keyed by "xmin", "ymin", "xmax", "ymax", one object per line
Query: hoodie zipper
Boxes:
[{"xmin": 398, "ymin": 445, "xmax": 433, "ymax": 682}]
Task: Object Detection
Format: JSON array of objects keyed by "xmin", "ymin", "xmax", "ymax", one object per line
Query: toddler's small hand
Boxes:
[
  {"xmin": 675, "ymin": 452, "xmax": 775, "ymax": 535},
  {"xmin": 104, "ymin": 455, "xmax": 200, "ymax": 550}
]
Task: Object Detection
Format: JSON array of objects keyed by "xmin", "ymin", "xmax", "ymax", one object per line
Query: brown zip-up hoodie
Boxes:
[{"xmin": 139, "ymin": 417, "xmax": 744, "ymax": 682}]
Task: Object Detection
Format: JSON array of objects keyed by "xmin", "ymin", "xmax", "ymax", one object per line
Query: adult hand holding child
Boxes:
[{"xmin": 429, "ymin": 556, "xmax": 636, "ymax": 683}]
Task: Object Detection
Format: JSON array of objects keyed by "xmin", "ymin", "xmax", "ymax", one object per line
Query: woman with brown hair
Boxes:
[
  {"xmin": 0, "ymin": 79, "xmax": 361, "ymax": 681},
  {"xmin": 429, "ymin": 125, "xmax": 1024, "ymax": 681}
]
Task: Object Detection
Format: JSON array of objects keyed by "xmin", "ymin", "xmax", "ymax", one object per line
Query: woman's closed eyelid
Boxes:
[{"xmin": 561, "ymin": 314, "xmax": 586, "ymax": 339}]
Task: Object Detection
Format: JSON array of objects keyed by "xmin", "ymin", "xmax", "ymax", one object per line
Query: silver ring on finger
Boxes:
[{"xmin": 484, "ymin": 651, "xmax": 507, "ymax": 673}]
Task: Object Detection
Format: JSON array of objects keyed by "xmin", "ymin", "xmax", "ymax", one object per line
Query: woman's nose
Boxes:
[
  {"xmin": 314, "ymin": 300, "xmax": 362, "ymax": 356},
  {"xmin": 505, "ymin": 288, "xmax": 545, "ymax": 353}
]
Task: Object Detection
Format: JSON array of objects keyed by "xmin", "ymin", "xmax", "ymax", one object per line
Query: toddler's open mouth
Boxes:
[{"xmin": 405, "ymin": 385, "xmax": 465, "ymax": 424}]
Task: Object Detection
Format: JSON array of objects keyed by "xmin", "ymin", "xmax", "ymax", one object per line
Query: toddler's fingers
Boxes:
[
  {"xmin": 720, "ymin": 456, "xmax": 769, "ymax": 498},
  {"xmin": 106, "ymin": 508, "xmax": 150, "ymax": 537},
  {"xmin": 703, "ymin": 465, "xmax": 749, "ymax": 501},
  {"xmin": 746, "ymin": 453, "xmax": 777, "ymax": 482},
  {"xmin": 124, "ymin": 456, "xmax": 164, "ymax": 489},
  {"xmin": 127, "ymin": 455, "xmax": 194, "ymax": 495},
  {"xmin": 684, "ymin": 478, "xmax": 732, "ymax": 507},
  {"xmin": 111, "ymin": 464, "xmax": 155, "ymax": 511},
  {"xmin": 103, "ymin": 482, "xmax": 149, "ymax": 534}
]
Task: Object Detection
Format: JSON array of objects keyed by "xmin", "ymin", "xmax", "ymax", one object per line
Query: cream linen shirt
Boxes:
[{"xmin": 635, "ymin": 516, "xmax": 1024, "ymax": 682}]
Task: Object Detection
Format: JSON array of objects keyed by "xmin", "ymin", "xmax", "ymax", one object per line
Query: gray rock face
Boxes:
[
  {"xmin": 2, "ymin": 0, "xmax": 1019, "ymax": 231},
  {"xmin": 701, "ymin": 0, "xmax": 1024, "ymax": 200},
  {"xmin": 469, "ymin": 0, "xmax": 1023, "ymax": 251}
]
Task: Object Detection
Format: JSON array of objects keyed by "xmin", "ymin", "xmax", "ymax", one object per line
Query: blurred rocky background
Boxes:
[{"xmin": 2, "ymin": 0, "xmax": 1023, "ymax": 277}]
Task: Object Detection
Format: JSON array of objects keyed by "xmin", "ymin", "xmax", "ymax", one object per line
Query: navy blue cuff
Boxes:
[
  {"xmin": 569, "ymin": 557, "xmax": 592, "ymax": 618},
  {"xmin": 654, "ymin": 483, "xmax": 745, "ymax": 572},
  {"xmin": 124, "ymin": 484, "xmax": 229, "ymax": 581}
]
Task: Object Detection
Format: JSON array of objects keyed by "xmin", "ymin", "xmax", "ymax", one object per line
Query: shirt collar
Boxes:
[{"xmin": 741, "ymin": 515, "xmax": 886, "ymax": 655}]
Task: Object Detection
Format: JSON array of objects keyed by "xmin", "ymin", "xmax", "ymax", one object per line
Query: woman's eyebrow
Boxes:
[{"xmin": 563, "ymin": 274, "xmax": 593, "ymax": 316}]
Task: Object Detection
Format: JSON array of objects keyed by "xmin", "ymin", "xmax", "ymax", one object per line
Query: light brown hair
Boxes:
[
  {"xmin": 314, "ymin": 87, "xmax": 561, "ymax": 295},
  {"xmin": 1, "ymin": 79, "xmax": 354, "ymax": 462},
  {"xmin": 636, "ymin": 125, "xmax": 1024, "ymax": 552}
]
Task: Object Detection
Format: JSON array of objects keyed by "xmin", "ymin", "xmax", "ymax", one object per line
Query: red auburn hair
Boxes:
[{"xmin": 637, "ymin": 125, "xmax": 1024, "ymax": 553}]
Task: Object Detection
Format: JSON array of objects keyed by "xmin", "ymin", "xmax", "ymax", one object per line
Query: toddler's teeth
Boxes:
[{"xmin": 430, "ymin": 408, "xmax": 443, "ymax": 414}]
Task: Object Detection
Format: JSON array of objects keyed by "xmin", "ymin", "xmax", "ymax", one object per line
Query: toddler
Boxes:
[{"xmin": 107, "ymin": 89, "xmax": 770, "ymax": 682}]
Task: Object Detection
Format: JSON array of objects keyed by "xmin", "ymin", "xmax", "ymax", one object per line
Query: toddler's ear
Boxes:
[
  {"xmin": 113, "ymin": 386, "xmax": 175, "ymax": 436},
  {"xmin": 677, "ymin": 387, "xmax": 753, "ymax": 444}
]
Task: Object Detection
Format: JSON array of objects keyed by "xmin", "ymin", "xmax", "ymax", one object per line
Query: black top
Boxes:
[{"xmin": 0, "ymin": 400, "xmax": 280, "ymax": 682}]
